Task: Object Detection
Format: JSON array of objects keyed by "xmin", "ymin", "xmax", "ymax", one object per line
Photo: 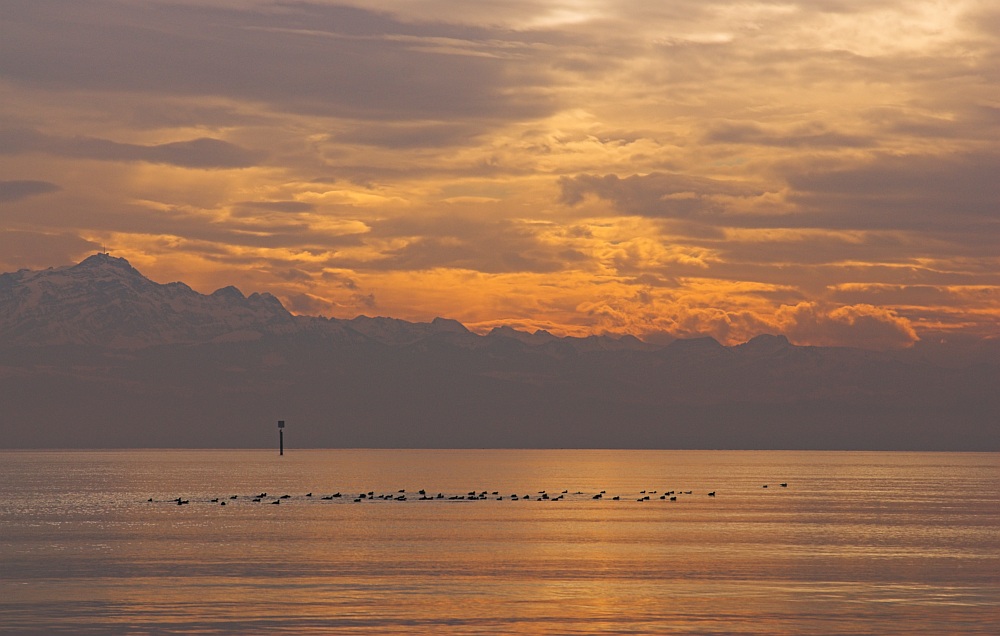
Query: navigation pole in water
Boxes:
[{"xmin": 278, "ymin": 420, "xmax": 285, "ymax": 456}]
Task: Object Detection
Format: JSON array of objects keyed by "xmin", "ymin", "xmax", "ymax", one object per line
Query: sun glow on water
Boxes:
[{"xmin": 2, "ymin": 449, "xmax": 998, "ymax": 634}]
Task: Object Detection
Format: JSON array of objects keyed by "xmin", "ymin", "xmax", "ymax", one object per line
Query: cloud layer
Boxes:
[{"xmin": 1, "ymin": 0, "xmax": 998, "ymax": 348}]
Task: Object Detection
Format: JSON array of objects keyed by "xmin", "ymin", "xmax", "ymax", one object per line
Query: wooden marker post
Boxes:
[{"xmin": 278, "ymin": 420, "xmax": 285, "ymax": 456}]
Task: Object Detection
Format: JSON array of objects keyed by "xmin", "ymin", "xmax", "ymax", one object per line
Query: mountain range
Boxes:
[{"xmin": 1, "ymin": 253, "xmax": 997, "ymax": 450}]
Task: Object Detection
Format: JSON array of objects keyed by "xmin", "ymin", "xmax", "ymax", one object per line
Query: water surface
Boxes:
[{"xmin": 2, "ymin": 450, "xmax": 998, "ymax": 634}]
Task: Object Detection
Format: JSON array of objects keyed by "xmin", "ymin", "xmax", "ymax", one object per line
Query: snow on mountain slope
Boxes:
[
  {"xmin": 0, "ymin": 253, "xmax": 293, "ymax": 347},
  {"xmin": 0, "ymin": 254, "xmax": 662, "ymax": 352}
]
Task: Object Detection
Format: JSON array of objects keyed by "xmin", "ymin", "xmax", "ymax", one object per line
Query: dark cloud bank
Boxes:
[
  {"xmin": 0, "ymin": 0, "xmax": 554, "ymax": 123},
  {"xmin": 0, "ymin": 179, "xmax": 60, "ymax": 202},
  {"xmin": 0, "ymin": 128, "xmax": 262, "ymax": 169}
]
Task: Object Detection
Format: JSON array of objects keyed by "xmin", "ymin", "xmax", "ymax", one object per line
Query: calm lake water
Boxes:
[{"xmin": 1, "ymin": 449, "xmax": 998, "ymax": 634}]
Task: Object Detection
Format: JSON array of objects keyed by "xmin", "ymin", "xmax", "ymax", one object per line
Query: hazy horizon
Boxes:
[{"xmin": 2, "ymin": 253, "xmax": 998, "ymax": 452}]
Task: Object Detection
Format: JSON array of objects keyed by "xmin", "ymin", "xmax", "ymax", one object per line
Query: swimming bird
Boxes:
[
  {"xmin": 780, "ymin": 483, "xmax": 788, "ymax": 487},
  {"xmin": 708, "ymin": 491, "xmax": 716, "ymax": 497}
]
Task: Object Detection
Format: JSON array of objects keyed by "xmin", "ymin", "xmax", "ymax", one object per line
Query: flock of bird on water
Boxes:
[{"xmin": 153, "ymin": 483, "xmax": 788, "ymax": 506}]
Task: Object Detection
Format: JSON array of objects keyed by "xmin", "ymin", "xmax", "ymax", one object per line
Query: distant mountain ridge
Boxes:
[
  {"xmin": 0, "ymin": 254, "xmax": 657, "ymax": 351},
  {"xmin": 1, "ymin": 254, "xmax": 998, "ymax": 450},
  {"xmin": 0, "ymin": 253, "xmax": 292, "ymax": 348}
]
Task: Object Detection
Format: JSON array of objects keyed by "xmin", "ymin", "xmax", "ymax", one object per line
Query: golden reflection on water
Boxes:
[{"xmin": 1, "ymin": 450, "xmax": 998, "ymax": 634}]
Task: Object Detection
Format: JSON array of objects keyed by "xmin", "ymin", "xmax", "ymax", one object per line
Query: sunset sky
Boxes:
[{"xmin": 2, "ymin": 0, "xmax": 998, "ymax": 349}]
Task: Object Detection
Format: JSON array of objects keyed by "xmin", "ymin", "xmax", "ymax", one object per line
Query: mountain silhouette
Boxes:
[{"xmin": 1, "ymin": 255, "xmax": 997, "ymax": 450}]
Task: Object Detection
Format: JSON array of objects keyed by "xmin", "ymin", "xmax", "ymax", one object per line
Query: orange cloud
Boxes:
[
  {"xmin": 2, "ymin": 0, "xmax": 997, "ymax": 351},
  {"xmin": 776, "ymin": 303, "xmax": 919, "ymax": 350}
]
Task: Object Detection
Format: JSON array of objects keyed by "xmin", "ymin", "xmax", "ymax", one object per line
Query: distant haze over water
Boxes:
[{"xmin": 1, "ymin": 255, "xmax": 998, "ymax": 451}]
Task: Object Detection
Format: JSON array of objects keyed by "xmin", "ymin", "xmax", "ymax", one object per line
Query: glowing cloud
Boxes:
[{"xmin": 1, "ymin": 0, "xmax": 998, "ymax": 349}]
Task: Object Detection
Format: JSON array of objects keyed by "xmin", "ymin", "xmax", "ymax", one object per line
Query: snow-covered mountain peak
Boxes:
[
  {"xmin": 211, "ymin": 285, "xmax": 246, "ymax": 301},
  {"xmin": 0, "ymin": 254, "xmax": 294, "ymax": 348},
  {"xmin": 430, "ymin": 317, "xmax": 469, "ymax": 334},
  {"xmin": 77, "ymin": 252, "xmax": 138, "ymax": 273}
]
